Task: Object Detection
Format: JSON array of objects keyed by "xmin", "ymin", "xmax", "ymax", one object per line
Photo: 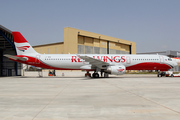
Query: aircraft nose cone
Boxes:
[{"xmin": 172, "ymin": 58, "xmax": 180, "ymax": 66}]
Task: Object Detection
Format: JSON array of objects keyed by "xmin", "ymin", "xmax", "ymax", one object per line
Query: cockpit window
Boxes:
[{"xmin": 168, "ymin": 58, "xmax": 172, "ymax": 61}]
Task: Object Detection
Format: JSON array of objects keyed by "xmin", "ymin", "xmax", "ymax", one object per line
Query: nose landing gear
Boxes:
[{"xmin": 157, "ymin": 71, "xmax": 166, "ymax": 77}]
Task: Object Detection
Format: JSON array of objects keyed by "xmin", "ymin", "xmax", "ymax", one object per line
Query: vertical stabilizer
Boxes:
[{"xmin": 12, "ymin": 32, "xmax": 38, "ymax": 55}]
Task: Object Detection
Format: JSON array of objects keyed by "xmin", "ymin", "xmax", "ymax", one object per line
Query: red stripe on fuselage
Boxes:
[
  {"xmin": 9, "ymin": 55, "xmax": 94, "ymax": 71},
  {"xmin": 126, "ymin": 62, "xmax": 171, "ymax": 71}
]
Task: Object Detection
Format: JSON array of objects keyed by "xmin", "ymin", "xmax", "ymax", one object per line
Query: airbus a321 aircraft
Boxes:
[{"xmin": 4, "ymin": 32, "xmax": 180, "ymax": 78}]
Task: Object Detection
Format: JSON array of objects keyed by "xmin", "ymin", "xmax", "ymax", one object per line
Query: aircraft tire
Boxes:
[
  {"xmin": 157, "ymin": 73, "xmax": 160, "ymax": 77},
  {"xmin": 93, "ymin": 73, "xmax": 99, "ymax": 78},
  {"xmin": 157, "ymin": 71, "xmax": 160, "ymax": 77},
  {"xmin": 92, "ymin": 73, "xmax": 95, "ymax": 78},
  {"xmin": 95, "ymin": 73, "xmax": 99, "ymax": 78}
]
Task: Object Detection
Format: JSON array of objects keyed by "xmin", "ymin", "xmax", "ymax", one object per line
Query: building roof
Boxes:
[
  {"xmin": 33, "ymin": 42, "xmax": 64, "ymax": 47},
  {"xmin": 137, "ymin": 50, "xmax": 180, "ymax": 57},
  {"xmin": 0, "ymin": 24, "xmax": 12, "ymax": 34}
]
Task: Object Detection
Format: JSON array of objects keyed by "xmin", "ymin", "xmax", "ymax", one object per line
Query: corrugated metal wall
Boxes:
[{"xmin": 78, "ymin": 35, "xmax": 130, "ymax": 54}]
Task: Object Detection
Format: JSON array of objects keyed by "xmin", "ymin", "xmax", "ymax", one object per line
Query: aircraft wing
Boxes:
[
  {"xmin": 4, "ymin": 54, "xmax": 27, "ymax": 61},
  {"xmin": 78, "ymin": 55, "xmax": 109, "ymax": 69}
]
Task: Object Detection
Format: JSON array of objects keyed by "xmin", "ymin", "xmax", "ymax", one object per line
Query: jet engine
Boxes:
[{"xmin": 105, "ymin": 65, "xmax": 126, "ymax": 75}]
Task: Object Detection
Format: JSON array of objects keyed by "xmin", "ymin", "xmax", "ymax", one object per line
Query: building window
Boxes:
[
  {"xmin": 85, "ymin": 46, "xmax": 93, "ymax": 54},
  {"xmin": 78, "ymin": 45, "xmax": 84, "ymax": 54},
  {"xmin": 109, "ymin": 49, "xmax": 116, "ymax": 54},
  {"xmin": 100, "ymin": 48, "xmax": 107, "ymax": 54},
  {"xmin": 94, "ymin": 47, "xmax": 100, "ymax": 54}
]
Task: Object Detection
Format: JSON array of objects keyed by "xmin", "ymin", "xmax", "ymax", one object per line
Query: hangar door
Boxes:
[
  {"xmin": 0, "ymin": 50, "xmax": 2, "ymax": 76},
  {"xmin": 0, "ymin": 26, "xmax": 22, "ymax": 77}
]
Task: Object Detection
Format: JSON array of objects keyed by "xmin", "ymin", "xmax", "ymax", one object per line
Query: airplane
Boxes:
[{"xmin": 4, "ymin": 32, "xmax": 180, "ymax": 78}]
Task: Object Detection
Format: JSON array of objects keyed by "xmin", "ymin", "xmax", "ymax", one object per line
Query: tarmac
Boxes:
[{"xmin": 0, "ymin": 73, "xmax": 180, "ymax": 120}]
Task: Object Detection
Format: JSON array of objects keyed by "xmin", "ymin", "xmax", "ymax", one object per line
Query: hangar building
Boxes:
[
  {"xmin": 33, "ymin": 27, "xmax": 136, "ymax": 55},
  {"xmin": 0, "ymin": 25, "xmax": 21, "ymax": 77}
]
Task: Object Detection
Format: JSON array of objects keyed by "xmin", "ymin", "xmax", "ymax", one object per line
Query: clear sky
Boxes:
[{"xmin": 1, "ymin": 0, "xmax": 180, "ymax": 53}]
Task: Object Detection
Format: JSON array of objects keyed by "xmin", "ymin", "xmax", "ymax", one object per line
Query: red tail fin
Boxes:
[
  {"xmin": 12, "ymin": 31, "xmax": 38, "ymax": 55},
  {"xmin": 12, "ymin": 32, "xmax": 28, "ymax": 43}
]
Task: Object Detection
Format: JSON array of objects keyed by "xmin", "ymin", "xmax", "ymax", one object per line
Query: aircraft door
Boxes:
[
  {"xmin": 36, "ymin": 55, "xmax": 41, "ymax": 64},
  {"xmin": 159, "ymin": 56, "xmax": 164, "ymax": 63},
  {"xmin": 126, "ymin": 56, "xmax": 131, "ymax": 64}
]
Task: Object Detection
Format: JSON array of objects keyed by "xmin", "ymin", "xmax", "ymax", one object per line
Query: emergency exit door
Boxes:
[
  {"xmin": 126, "ymin": 56, "xmax": 131, "ymax": 64},
  {"xmin": 159, "ymin": 56, "xmax": 164, "ymax": 63}
]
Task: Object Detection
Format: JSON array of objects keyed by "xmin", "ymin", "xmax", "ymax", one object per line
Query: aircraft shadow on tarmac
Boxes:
[{"xmin": 17, "ymin": 75, "xmax": 159, "ymax": 79}]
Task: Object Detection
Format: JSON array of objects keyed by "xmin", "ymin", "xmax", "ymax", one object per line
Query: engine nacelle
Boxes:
[{"xmin": 105, "ymin": 65, "xmax": 126, "ymax": 75}]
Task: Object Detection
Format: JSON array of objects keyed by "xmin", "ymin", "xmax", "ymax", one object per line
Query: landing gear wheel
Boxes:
[
  {"xmin": 157, "ymin": 73, "xmax": 160, "ymax": 77},
  {"xmin": 92, "ymin": 73, "xmax": 95, "ymax": 78},
  {"xmin": 95, "ymin": 73, "xmax": 99, "ymax": 78},
  {"xmin": 171, "ymin": 74, "xmax": 174, "ymax": 77},
  {"xmin": 157, "ymin": 71, "xmax": 161, "ymax": 77},
  {"xmin": 92, "ymin": 73, "xmax": 99, "ymax": 78}
]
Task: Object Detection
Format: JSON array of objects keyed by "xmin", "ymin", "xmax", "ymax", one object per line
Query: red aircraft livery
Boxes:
[
  {"xmin": 71, "ymin": 56, "xmax": 125, "ymax": 63},
  {"xmin": 17, "ymin": 46, "xmax": 30, "ymax": 52},
  {"xmin": 3, "ymin": 31, "xmax": 180, "ymax": 78}
]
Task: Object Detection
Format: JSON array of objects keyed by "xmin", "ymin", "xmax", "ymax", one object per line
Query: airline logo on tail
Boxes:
[{"xmin": 17, "ymin": 46, "xmax": 30, "ymax": 52}]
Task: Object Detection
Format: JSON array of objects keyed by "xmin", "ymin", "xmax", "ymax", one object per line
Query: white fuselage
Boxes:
[{"xmin": 23, "ymin": 54, "xmax": 176, "ymax": 71}]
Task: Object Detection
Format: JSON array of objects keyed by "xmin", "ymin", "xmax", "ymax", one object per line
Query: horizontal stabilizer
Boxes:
[{"xmin": 4, "ymin": 54, "xmax": 27, "ymax": 61}]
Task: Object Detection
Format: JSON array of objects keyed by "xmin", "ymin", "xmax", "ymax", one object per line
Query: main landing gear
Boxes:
[
  {"xmin": 85, "ymin": 71, "xmax": 109, "ymax": 78},
  {"xmin": 92, "ymin": 72, "xmax": 99, "ymax": 78}
]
